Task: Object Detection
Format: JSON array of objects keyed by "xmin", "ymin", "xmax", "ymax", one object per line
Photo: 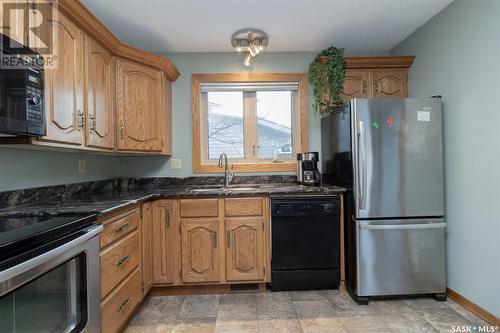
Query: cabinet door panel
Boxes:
[
  {"xmin": 43, "ymin": 13, "xmax": 84, "ymax": 145},
  {"xmin": 341, "ymin": 71, "xmax": 368, "ymax": 101},
  {"xmin": 181, "ymin": 219, "xmax": 220, "ymax": 283},
  {"xmin": 152, "ymin": 200, "xmax": 177, "ymax": 285},
  {"xmin": 225, "ymin": 218, "xmax": 264, "ymax": 282},
  {"xmin": 86, "ymin": 36, "xmax": 114, "ymax": 149},
  {"xmin": 372, "ymin": 70, "xmax": 407, "ymax": 98},
  {"xmin": 117, "ymin": 60, "xmax": 163, "ymax": 152}
]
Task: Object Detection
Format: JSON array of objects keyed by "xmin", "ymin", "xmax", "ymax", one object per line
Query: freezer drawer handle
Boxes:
[{"xmin": 359, "ymin": 223, "xmax": 446, "ymax": 230}]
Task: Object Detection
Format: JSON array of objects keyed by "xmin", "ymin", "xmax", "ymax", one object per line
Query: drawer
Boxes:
[
  {"xmin": 180, "ymin": 198, "xmax": 218, "ymax": 218},
  {"xmin": 225, "ymin": 197, "xmax": 263, "ymax": 217},
  {"xmin": 101, "ymin": 267, "xmax": 142, "ymax": 333},
  {"xmin": 100, "ymin": 230, "xmax": 140, "ymax": 298},
  {"xmin": 100, "ymin": 208, "xmax": 140, "ymax": 248}
]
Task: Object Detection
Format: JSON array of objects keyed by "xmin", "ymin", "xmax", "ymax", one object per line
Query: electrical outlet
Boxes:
[
  {"xmin": 78, "ymin": 159, "xmax": 86, "ymax": 174},
  {"xmin": 171, "ymin": 158, "xmax": 182, "ymax": 169}
]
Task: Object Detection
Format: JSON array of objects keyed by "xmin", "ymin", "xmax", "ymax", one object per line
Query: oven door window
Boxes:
[{"xmin": 0, "ymin": 253, "xmax": 88, "ymax": 333}]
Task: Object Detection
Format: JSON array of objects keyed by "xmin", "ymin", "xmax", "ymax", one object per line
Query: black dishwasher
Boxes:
[{"xmin": 271, "ymin": 196, "xmax": 340, "ymax": 291}]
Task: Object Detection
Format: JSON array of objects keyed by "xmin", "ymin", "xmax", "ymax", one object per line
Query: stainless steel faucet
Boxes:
[{"xmin": 217, "ymin": 153, "xmax": 234, "ymax": 187}]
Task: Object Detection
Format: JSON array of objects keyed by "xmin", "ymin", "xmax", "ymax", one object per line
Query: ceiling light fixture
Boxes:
[{"xmin": 231, "ymin": 29, "xmax": 268, "ymax": 67}]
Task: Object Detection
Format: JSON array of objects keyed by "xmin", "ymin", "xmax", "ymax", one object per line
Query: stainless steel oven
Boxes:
[{"xmin": 0, "ymin": 216, "xmax": 102, "ymax": 333}]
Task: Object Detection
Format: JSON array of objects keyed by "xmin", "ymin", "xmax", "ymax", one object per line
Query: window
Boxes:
[{"xmin": 192, "ymin": 73, "xmax": 308, "ymax": 173}]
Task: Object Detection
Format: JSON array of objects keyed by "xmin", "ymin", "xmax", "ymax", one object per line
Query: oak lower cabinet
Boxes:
[
  {"xmin": 116, "ymin": 60, "xmax": 165, "ymax": 153},
  {"xmin": 98, "ymin": 205, "xmax": 148, "ymax": 333},
  {"xmin": 180, "ymin": 218, "xmax": 221, "ymax": 283},
  {"xmin": 152, "ymin": 199, "xmax": 178, "ymax": 285},
  {"xmin": 151, "ymin": 197, "xmax": 269, "ymax": 287},
  {"xmin": 225, "ymin": 218, "xmax": 265, "ymax": 282}
]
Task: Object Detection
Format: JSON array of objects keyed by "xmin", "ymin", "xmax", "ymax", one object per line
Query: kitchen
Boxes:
[{"xmin": 0, "ymin": 0, "xmax": 499, "ymax": 332}]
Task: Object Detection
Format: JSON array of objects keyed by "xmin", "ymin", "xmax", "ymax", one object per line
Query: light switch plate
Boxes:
[
  {"xmin": 171, "ymin": 158, "xmax": 182, "ymax": 169},
  {"xmin": 78, "ymin": 159, "xmax": 86, "ymax": 174}
]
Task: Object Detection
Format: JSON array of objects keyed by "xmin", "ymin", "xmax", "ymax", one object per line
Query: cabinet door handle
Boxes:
[
  {"xmin": 226, "ymin": 231, "xmax": 231, "ymax": 247},
  {"xmin": 375, "ymin": 82, "xmax": 380, "ymax": 93},
  {"xmin": 116, "ymin": 255, "xmax": 131, "ymax": 267},
  {"xmin": 120, "ymin": 124, "xmax": 124, "ymax": 138},
  {"xmin": 77, "ymin": 110, "xmax": 84, "ymax": 129},
  {"xmin": 362, "ymin": 80, "xmax": 367, "ymax": 94},
  {"xmin": 115, "ymin": 223, "xmax": 130, "ymax": 233},
  {"xmin": 117, "ymin": 296, "xmax": 133, "ymax": 312},
  {"xmin": 213, "ymin": 231, "xmax": 218, "ymax": 248},
  {"xmin": 165, "ymin": 209, "xmax": 170, "ymax": 228},
  {"xmin": 89, "ymin": 114, "xmax": 96, "ymax": 131}
]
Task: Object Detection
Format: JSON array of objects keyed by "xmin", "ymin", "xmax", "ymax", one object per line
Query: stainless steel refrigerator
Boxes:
[{"xmin": 321, "ymin": 98, "xmax": 446, "ymax": 304}]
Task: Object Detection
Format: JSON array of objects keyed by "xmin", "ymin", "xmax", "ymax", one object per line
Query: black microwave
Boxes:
[{"xmin": 0, "ymin": 34, "xmax": 46, "ymax": 136}]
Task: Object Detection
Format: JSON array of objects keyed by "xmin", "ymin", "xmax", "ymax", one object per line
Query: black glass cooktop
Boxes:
[{"xmin": 0, "ymin": 213, "xmax": 97, "ymax": 264}]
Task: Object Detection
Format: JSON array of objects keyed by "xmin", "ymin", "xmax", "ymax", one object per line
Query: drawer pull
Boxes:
[
  {"xmin": 116, "ymin": 255, "xmax": 131, "ymax": 267},
  {"xmin": 115, "ymin": 223, "xmax": 131, "ymax": 233},
  {"xmin": 117, "ymin": 296, "xmax": 133, "ymax": 312}
]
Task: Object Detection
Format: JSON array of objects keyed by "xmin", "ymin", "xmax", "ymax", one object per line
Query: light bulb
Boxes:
[
  {"xmin": 236, "ymin": 46, "xmax": 242, "ymax": 52},
  {"xmin": 249, "ymin": 42, "xmax": 260, "ymax": 57},
  {"xmin": 243, "ymin": 53, "xmax": 252, "ymax": 67}
]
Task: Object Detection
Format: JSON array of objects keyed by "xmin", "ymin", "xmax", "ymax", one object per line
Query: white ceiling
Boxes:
[{"xmin": 80, "ymin": 0, "xmax": 453, "ymax": 54}]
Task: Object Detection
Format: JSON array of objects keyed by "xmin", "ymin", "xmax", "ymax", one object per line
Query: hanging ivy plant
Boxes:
[{"xmin": 308, "ymin": 46, "xmax": 346, "ymax": 117}]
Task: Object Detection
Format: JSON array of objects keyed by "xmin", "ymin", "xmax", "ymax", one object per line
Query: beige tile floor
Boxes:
[{"xmin": 124, "ymin": 289, "xmax": 489, "ymax": 333}]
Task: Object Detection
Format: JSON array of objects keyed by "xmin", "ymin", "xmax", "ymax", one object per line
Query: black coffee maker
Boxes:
[{"xmin": 297, "ymin": 152, "xmax": 321, "ymax": 185}]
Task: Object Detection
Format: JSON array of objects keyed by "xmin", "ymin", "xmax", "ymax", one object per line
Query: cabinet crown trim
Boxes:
[
  {"xmin": 59, "ymin": 0, "xmax": 179, "ymax": 81},
  {"xmin": 321, "ymin": 56, "xmax": 415, "ymax": 69}
]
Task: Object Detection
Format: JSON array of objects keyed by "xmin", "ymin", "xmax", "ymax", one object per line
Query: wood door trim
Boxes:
[
  {"xmin": 192, "ymin": 73, "xmax": 308, "ymax": 174},
  {"xmin": 58, "ymin": 0, "xmax": 179, "ymax": 80}
]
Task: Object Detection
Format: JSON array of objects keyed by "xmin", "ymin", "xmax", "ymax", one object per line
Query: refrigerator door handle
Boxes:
[
  {"xmin": 358, "ymin": 223, "xmax": 447, "ymax": 230},
  {"xmin": 357, "ymin": 120, "xmax": 366, "ymax": 210}
]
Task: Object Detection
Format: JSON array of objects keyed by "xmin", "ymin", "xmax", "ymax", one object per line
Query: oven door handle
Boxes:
[{"xmin": 0, "ymin": 224, "xmax": 103, "ymax": 288}]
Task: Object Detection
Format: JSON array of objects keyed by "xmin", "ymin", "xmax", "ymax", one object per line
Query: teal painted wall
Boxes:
[
  {"xmin": 0, "ymin": 148, "xmax": 118, "ymax": 191},
  {"xmin": 391, "ymin": 0, "xmax": 500, "ymax": 317}
]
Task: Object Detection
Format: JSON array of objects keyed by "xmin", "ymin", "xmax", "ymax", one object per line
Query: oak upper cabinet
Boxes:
[
  {"xmin": 225, "ymin": 218, "xmax": 265, "ymax": 282},
  {"xmin": 341, "ymin": 70, "xmax": 369, "ymax": 101},
  {"xmin": 85, "ymin": 36, "xmax": 115, "ymax": 150},
  {"xmin": 152, "ymin": 199, "xmax": 178, "ymax": 285},
  {"xmin": 140, "ymin": 202, "xmax": 153, "ymax": 295},
  {"xmin": 42, "ymin": 12, "xmax": 85, "ymax": 145},
  {"xmin": 180, "ymin": 218, "xmax": 221, "ymax": 283},
  {"xmin": 372, "ymin": 70, "xmax": 407, "ymax": 98},
  {"xmin": 116, "ymin": 59, "xmax": 164, "ymax": 152}
]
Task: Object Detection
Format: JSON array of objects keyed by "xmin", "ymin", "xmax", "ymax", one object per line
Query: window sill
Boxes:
[{"xmin": 193, "ymin": 162, "xmax": 297, "ymax": 173}]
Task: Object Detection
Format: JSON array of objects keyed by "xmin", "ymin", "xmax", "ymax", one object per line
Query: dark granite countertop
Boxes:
[{"xmin": 0, "ymin": 183, "xmax": 345, "ymax": 218}]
